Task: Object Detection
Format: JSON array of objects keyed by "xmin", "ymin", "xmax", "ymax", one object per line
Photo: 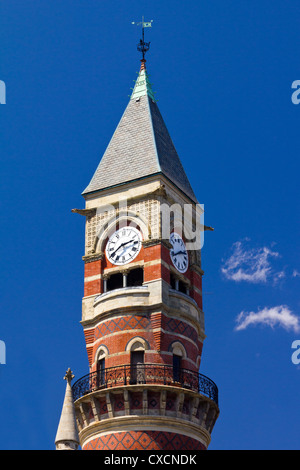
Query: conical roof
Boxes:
[
  {"xmin": 55, "ymin": 369, "xmax": 79, "ymax": 450},
  {"xmin": 82, "ymin": 60, "xmax": 197, "ymax": 203}
]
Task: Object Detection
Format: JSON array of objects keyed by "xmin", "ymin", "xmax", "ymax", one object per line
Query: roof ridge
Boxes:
[{"xmin": 145, "ymin": 93, "xmax": 162, "ymax": 173}]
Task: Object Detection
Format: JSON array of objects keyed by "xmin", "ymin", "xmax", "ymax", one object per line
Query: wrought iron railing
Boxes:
[{"xmin": 72, "ymin": 364, "xmax": 218, "ymax": 406}]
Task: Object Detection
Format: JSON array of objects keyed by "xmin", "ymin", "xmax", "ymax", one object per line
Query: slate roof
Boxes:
[{"xmin": 82, "ymin": 62, "xmax": 197, "ymax": 203}]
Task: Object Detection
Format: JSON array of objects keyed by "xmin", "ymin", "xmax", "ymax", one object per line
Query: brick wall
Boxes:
[{"xmin": 83, "ymin": 430, "xmax": 206, "ymax": 450}]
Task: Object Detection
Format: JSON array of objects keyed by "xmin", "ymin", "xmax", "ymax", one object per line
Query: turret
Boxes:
[{"xmin": 55, "ymin": 369, "xmax": 79, "ymax": 450}]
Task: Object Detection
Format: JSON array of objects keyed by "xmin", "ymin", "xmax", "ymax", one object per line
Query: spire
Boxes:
[
  {"xmin": 82, "ymin": 61, "xmax": 197, "ymax": 202},
  {"xmin": 55, "ymin": 368, "xmax": 79, "ymax": 450},
  {"xmin": 82, "ymin": 20, "xmax": 197, "ymax": 203},
  {"xmin": 130, "ymin": 59, "xmax": 156, "ymax": 101},
  {"xmin": 130, "ymin": 18, "xmax": 156, "ymax": 100}
]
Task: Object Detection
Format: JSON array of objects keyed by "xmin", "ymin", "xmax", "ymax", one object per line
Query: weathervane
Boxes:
[{"xmin": 132, "ymin": 17, "xmax": 153, "ymax": 60}]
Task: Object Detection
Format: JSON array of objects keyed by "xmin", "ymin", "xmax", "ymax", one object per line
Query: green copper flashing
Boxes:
[{"xmin": 131, "ymin": 64, "xmax": 156, "ymax": 101}]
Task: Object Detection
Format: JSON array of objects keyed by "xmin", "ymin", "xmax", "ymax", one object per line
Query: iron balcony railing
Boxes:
[{"xmin": 72, "ymin": 363, "xmax": 218, "ymax": 406}]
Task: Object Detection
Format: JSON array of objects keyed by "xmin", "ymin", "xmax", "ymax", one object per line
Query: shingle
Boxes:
[
  {"xmin": 82, "ymin": 67, "xmax": 197, "ymax": 203},
  {"xmin": 149, "ymin": 99, "xmax": 197, "ymax": 202}
]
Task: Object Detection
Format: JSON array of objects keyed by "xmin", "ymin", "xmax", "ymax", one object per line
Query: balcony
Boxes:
[{"xmin": 72, "ymin": 364, "xmax": 218, "ymax": 406}]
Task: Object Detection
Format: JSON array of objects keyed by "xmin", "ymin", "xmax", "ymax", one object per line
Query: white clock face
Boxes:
[
  {"xmin": 105, "ymin": 226, "xmax": 142, "ymax": 265},
  {"xmin": 170, "ymin": 232, "xmax": 188, "ymax": 273}
]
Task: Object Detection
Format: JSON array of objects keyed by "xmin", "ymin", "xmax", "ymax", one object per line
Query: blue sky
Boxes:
[{"xmin": 0, "ymin": 0, "xmax": 299, "ymax": 450}]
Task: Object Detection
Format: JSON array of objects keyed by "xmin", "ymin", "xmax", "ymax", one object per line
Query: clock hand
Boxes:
[
  {"xmin": 111, "ymin": 240, "xmax": 138, "ymax": 257},
  {"xmin": 120, "ymin": 240, "xmax": 140, "ymax": 255}
]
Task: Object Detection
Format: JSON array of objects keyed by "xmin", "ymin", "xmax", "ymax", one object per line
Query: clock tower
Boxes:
[{"xmin": 55, "ymin": 33, "xmax": 219, "ymax": 451}]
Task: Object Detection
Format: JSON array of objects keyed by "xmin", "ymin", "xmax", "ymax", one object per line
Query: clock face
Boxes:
[
  {"xmin": 169, "ymin": 232, "xmax": 188, "ymax": 273},
  {"xmin": 105, "ymin": 226, "xmax": 142, "ymax": 265}
]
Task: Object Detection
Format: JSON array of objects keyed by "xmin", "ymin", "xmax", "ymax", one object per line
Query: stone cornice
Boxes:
[
  {"xmin": 142, "ymin": 237, "xmax": 172, "ymax": 250},
  {"xmin": 77, "ymin": 392, "xmax": 214, "ymax": 449},
  {"xmin": 189, "ymin": 263, "xmax": 204, "ymax": 276},
  {"xmin": 82, "ymin": 252, "xmax": 104, "ymax": 263},
  {"xmin": 72, "ymin": 208, "xmax": 96, "ymax": 217}
]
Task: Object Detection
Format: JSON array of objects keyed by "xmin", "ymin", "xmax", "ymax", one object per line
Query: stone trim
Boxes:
[{"xmin": 82, "ymin": 252, "xmax": 104, "ymax": 263}]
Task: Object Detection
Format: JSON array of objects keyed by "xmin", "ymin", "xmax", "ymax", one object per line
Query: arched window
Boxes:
[
  {"xmin": 96, "ymin": 347, "xmax": 108, "ymax": 387},
  {"xmin": 169, "ymin": 342, "xmax": 186, "ymax": 383},
  {"xmin": 173, "ymin": 354, "xmax": 182, "ymax": 382},
  {"xmin": 130, "ymin": 340, "xmax": 145, "ymax": 385}
]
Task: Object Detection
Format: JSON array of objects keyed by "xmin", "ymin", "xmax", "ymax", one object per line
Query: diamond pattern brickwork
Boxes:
[
  {"xmin": 94, "ymin": 315, "xmax": 150, "ymax": 339},
  {"xmin": 83, "ymin": 431, "xmax": 206, "ymax": 451},
  {"xmin": 166, "ymin": 318, "xmax": 198, "ymax": 343}
]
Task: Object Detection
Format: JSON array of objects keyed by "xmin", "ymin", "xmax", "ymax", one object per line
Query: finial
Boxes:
[
  {"xmin": 55, "ymin": 367, "xmax": 79, "ymax": 450},
  {"xmin": 132, "ymin": 17, "xmax": 153, "ymax": 61},
  {"xmin": 64, "ymin": 368, "xmax": 74, "ymax": 384},
  {"xmin": 140, "ymin": 59, "xmax": 146, "ymax": 71}
]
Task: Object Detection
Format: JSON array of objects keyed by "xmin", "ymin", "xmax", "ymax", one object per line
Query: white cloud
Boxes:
[
  {"xmin": 292, "ymin": 269, "xmax": 300, "ymax": 278},
  {"xmin": 235, "ymin": 305, "xmax": 300, "ymax": 333},
  {"xmin": 221, "ymin": 240, "xmax": 283, "ymax": 284},
  {"xmin": 273, "ymin": 270, "xmax": 286, "ymax": 283}
]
